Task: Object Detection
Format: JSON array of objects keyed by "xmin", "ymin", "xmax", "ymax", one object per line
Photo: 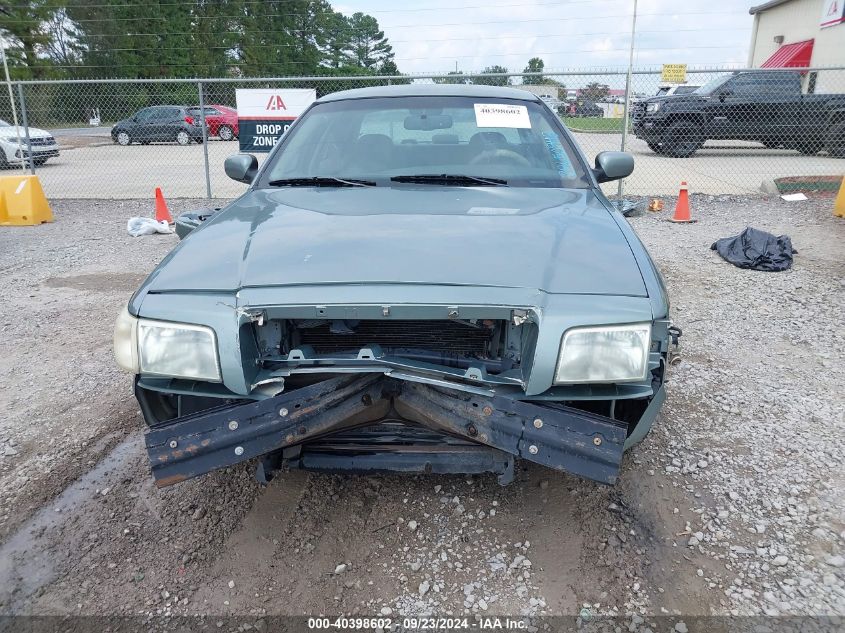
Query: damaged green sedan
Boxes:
[{"xmin": 114, "ymin": 84, "xmax": 678, "ymax": 488}]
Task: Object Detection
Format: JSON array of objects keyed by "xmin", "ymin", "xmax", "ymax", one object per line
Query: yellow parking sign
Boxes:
[{"xmin": 661, "ymin": 64, "xmax": 687, "ymax": 84}]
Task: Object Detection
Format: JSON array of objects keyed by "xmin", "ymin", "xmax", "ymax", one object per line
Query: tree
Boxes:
[
  {"xmin": 345, "ymin": 12, "xmax": 393, "ymax": 70},
  {"xmin": 434, "ymin": 70, "xmax": 469, "ymax": 85},
  {"xmin": 378, "ymin": 59, "xmax": 410, "ymax": 85},
  {"xmin": 523, "ymin": 57, "xmax": 544, "ymax": 83},
  {"xmin": 8, "ymin": 0, "xmax": 402, "ymax": 80},
  {"xmin": 474, "ymin": 65, "xmax": 510, "ymax": 87},
  {"xmin": 581, "ymin": 82, "xmax": 610, "ymax": 101},
  {"xmin": 0, "ymin": 0, "xmax": 67, "ymax": 78},
  {"xmin": 319, "ymin": 10, "xmax": 353, "ymax": 69}
]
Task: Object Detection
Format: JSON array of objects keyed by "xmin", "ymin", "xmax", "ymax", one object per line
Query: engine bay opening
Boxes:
[{"xmin": 256, "ymin": 317, "xmax": 526, "ymax": 375}]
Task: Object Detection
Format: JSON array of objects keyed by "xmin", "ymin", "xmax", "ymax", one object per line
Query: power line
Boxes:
[
  {"xmin": 1, "ymin": 9, "xmax": 748, "ymax": 26},
  {"xmin": 66, "ymin": 27, "xmax": 748, "ymax": 52},
  {"xmin": 19, "ymin": 44, "xmax": 748, "ymax": 70},
  {"xmin": 2, "ymin": 0, "xmax": 629, "ymax": 15}
]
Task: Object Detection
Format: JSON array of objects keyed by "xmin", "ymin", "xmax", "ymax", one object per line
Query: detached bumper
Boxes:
[{"xmin": 145, "ymin": 375, "xmax": 632, "ymax": 488}]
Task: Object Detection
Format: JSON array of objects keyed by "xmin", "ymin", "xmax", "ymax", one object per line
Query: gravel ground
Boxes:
[{"xmin": 0, "ymin": 194, "xmax": 842, "ymax": 628}]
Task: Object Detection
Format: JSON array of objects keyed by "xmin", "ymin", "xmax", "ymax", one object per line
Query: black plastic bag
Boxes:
[{"xmin": 710, "ymin": 227, "xmax": 796, "ymax": 272}]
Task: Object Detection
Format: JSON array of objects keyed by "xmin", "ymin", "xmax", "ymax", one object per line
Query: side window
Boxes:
[
  {"xmin": 729, "ymin": 76, "xmax": 762, "ymax": 95},
  {"xmin": 763, "ymin": 75, "xmax": 798, "ymax": 95},
  {"xmin": 134, "ymin": 108, "xmax": 153, "ymax": 122}
]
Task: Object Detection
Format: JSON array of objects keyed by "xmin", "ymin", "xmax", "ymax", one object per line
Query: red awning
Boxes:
[{"xmin": 761, "ymin": 39, "xmax": 814, "ymax": 68}]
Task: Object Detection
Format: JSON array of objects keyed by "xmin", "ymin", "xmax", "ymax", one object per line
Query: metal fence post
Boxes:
[
  {"xmin": 617, "ymin": 0, "xmax": 638, "ymax": 200},
  {"xmin": 197, "ymin": 81, "xmax": 212, "ymax": 199},
  {"xmin": 17, "ymin": 84, "xmax": 35, "ymax": 175}
]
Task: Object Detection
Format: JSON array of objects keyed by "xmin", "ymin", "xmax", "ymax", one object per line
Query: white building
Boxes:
[{"xmin": 748, "ymin": 0, "xmax": 845, "ymax": 92}]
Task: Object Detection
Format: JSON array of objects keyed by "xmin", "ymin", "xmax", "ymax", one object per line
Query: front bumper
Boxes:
[
  {"xmin": 144, "ymin": 374, "xmax": 649, "ymax": 488},
  {"xmin": 632, "ymin": 119, "xmax": 667, "ymax": 143},
  {"xmin": 6, "ymin": 145, "xmax": 60, "ymax": 162}
]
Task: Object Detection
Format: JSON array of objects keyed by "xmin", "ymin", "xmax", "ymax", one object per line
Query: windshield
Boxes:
[
  {"xmin": 674, "ymin": 85, "xmax": 699, "ymax": 95},
  {"xmin": 261, "ymin": 96, "xmax": 590, "ymax": 188},
  {"xmin": 695, "ymin": 75, "xmax": 732, "ymax": 95}
]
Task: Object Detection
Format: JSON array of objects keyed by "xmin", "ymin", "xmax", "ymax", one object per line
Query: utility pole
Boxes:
[
  {"xmin": 618, "ymin": 0, "xmax": 638, "ymax": 199},
  {"xmin": 0, "ymin": 42, "xmax": 26, "ymax": 173}
]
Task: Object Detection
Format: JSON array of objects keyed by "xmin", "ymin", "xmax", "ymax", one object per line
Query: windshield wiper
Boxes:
[
  {"xmin": 267, "ymin": 176, "xmax": 376, "ymax": 187},
  {"xmin": 390, "ymin": 174, "xmax": 508, "ymax": 186}
]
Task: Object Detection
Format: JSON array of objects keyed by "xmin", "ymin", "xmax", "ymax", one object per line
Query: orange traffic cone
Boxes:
[
  {"xmin": 154, "ymin": 187, "xmax": 173, "ymax": 223},
  {"xmin": 670, "ymin": 181, "xmax": 695, "ymax": 223}
]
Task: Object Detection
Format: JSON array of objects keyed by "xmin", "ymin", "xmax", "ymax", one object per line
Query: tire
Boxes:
[
  {"xmin": 175, "ymin": 130, "xmax": 191, "ymax": 146},
  {"xmin": 763, "ymin": 141, "xmax": 782, "ymax": 149},
  {"xmin": 825, "ymin": 121, "xmax": 845, "ymax": 158},
  {"xmin": 647, "ymin": 142, "xmax": 662, "ymax": 154},
  {"xmin": 115, "ymin": 130, "xmax": 131, "ymax": 146},
  {"xmin": 662, "ymin": 120, "xmax": 704, "ymax": 158},
  {"xmin": 797, "ymin": 143, "xmax": 822, "ymax": 155},
  {"xmin": 218, "ymin": 125, "xmax": 234, "ymax": 141},
  {"xmin": 33, "ymin": 157, "xmax": 48, "ymax": 166}
]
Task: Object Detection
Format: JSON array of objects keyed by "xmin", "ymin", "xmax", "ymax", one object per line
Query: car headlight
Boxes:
[
  {"xmin": 554, "ymin": 323, "xmax": 651, "ymax": 384},
  {"xmin": 113, "ymin": 307, "xmax": 139, "ymax": 374},
  {"xmin": 113, "ymin": 308, "xmax": 221, "ymax": 382},
  {"xmin": 645, "ymin": 102, "xmax": 661, "ymax": 113}
]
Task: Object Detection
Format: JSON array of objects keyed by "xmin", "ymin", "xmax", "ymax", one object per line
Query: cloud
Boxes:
[{"xmin": 345, "ymin": 0, "xmax": 753, "ymax": 74}]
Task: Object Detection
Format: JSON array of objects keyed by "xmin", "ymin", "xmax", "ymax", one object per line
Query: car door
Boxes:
[
  {"xmin": 760, "ymin": 73, "xmax": 802, "ymax": 142},
  {"xmin": 705, "ymin": 75, "xmax": 757, "ymax": 140},
  {"xmin": 130, "ymin": 108, "xmax": 154, "ymax": 139},
  {"xmin": 138, "ymin": 107, "xmax": 167, "ymax": 141},
  {"xmin": 154, "ymin": 107, "xmax": 181, "ymax": 141}
]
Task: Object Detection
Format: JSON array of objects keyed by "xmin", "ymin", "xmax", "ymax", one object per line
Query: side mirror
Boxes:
[
  {"xmin": 225, "ymin": 154, "xmax": 258, "ymax": 184},
  {"xmin": 593, "ymin": 151, "xmax": 634, "ymax": 183},
  {"xmin": 174, "ymin": 208, "xmax": 220, "ymax": 240},
  {"xmin": 718, "ymin": 90, "xmax": 732, "ymax": 102}
]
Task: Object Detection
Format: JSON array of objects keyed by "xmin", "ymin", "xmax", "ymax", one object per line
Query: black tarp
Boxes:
[{"xmin": 711, "ymin": 227, "xmax": 796, "ymax": 272}]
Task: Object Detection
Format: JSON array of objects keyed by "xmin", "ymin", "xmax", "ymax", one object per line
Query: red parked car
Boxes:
[{"xmin": 187, "ymin": 104, "xmax": 238, "ymax": 141}]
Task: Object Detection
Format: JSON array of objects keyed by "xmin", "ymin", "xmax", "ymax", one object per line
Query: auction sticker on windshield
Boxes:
[{"xmin": 474, "ymin": 103, "xmax": 531, "ymax": 128}]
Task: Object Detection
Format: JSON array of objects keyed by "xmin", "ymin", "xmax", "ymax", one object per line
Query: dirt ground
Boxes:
[{"xmin": 0, "ymin": 194, "xmax": 842, "ymax": 629}]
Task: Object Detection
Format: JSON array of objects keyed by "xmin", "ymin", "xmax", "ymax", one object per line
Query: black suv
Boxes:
[{"xmin": 111, "ymin": 106, "xmax": 206, "ymax": 146}]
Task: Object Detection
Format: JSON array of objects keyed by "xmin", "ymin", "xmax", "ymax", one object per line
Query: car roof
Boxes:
[{"xmin": 316, "ymin": 83, "xmax": 542, "ymax": 103}]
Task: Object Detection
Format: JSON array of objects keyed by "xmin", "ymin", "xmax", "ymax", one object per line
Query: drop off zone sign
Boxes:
[{"xmin": 235, "ymin": 89, "xmax": 316, "ymax": 152}]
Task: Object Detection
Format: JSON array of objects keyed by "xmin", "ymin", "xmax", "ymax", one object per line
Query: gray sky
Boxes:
[{"xmin": 336, "ymin": 0, "xmax": 755, "ymax": 74}]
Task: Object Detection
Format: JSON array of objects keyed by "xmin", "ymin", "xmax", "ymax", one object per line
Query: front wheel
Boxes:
[
  {"xmin": 115, "ymin": 130, "xmax": 131, "ymax": 146},
  {"xmin": 797, "ymin": 143, "xmax": 822, "ymax": 155},
  {"xmin": 33, "ymin": 157, "xmax": 49, "ymax": 166},
  {"xmin": 662, "ymin": 121, "xmax": 704, "ymax": 158},
  {"xmin": 218, "ymin": 125, "xmax": 234, "ymax": 141},
  {"xmin": 825, "ymin": 122, "xmax": 845, "ymax": 158},
  {"xmin": 647, "ymin": 142, "xmax": 662, "ymax": 154},
  {"xmin": 175, "ymin": 130, "xmax": 191, "ymax": 146}
]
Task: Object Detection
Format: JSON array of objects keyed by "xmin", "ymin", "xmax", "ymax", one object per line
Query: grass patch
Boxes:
[
  {"xmin": 775, "ymin": 175, "xmax": 843, "ymax": 193},
  {"xmin": 561, "ymin": 116, "xmax": 624, "ymax": 133}
]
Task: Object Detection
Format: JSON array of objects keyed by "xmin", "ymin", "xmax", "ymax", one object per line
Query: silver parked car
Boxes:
[{"xmin": 114, "ymin": 84, "xmax": 677, "ymax": 488}]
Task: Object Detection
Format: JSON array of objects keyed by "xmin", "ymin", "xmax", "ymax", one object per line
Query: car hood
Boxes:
[
  {"xmin": 0, "ymin": 126, "xmax": 50, "ymax": 139},
  {"xmin": 640, "ymin": 94, "xmax": 707, "ymax": 106},
  {"xmin": 144, "ymin": 187, "xmax": 647, "ymax": 297}
]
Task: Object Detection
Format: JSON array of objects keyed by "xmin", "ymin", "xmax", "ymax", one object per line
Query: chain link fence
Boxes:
[{"xmin": 2, "ymin": 67, "xmax": 844, "ymax": 200}]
